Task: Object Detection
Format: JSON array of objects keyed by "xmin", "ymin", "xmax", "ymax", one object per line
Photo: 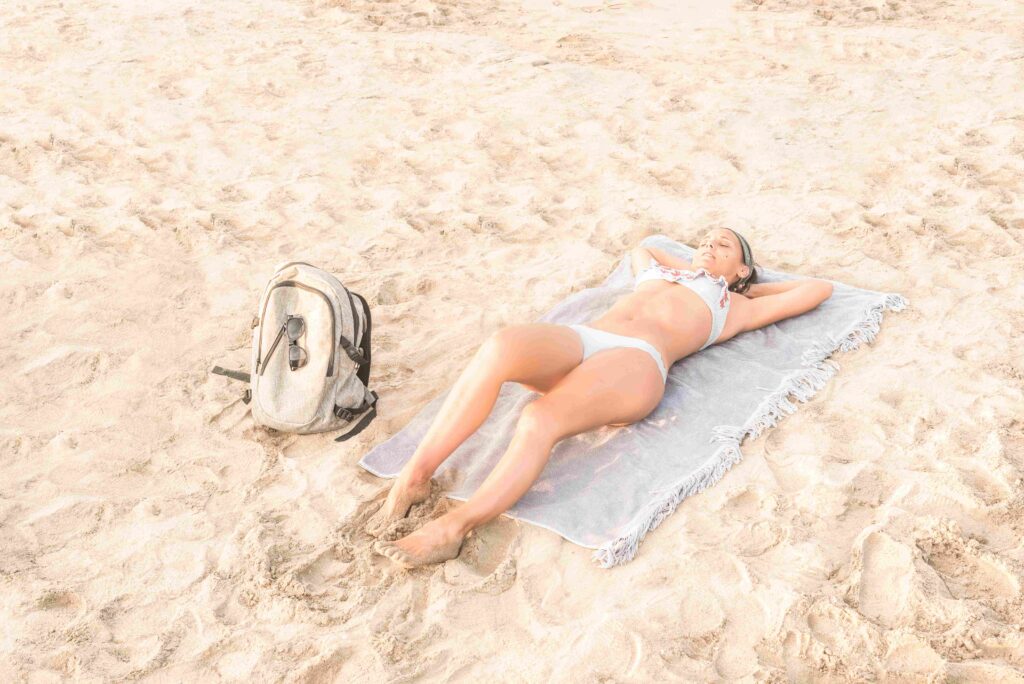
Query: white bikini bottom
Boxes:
[{"xmin": 566, "ymin": 324, "xmax": 669, "ymax": 383}]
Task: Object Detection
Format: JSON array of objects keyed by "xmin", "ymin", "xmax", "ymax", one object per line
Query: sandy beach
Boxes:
[{"xmin": 2, "ymin": 0, "xmax": 1023, "ymax": 680}]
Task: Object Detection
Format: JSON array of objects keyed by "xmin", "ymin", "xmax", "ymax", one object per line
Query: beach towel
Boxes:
[{"xmin": 357, "ymin": 234, "xmax": 909, "ymax": 568}]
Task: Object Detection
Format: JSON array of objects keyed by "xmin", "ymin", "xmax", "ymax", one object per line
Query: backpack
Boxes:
[{"xmin": 211, "ymin": 261, "xmax": 379, "ymax": 442}]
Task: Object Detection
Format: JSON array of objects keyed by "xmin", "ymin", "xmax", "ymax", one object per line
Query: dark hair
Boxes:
[{"xmin": 725, "ymin": 227, "xmax": 758, "ymax": 294}]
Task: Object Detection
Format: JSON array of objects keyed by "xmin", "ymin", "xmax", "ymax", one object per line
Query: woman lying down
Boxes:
[{"xmin": 366, "ymin": 227, "xmax": 833, "ymax": 568}]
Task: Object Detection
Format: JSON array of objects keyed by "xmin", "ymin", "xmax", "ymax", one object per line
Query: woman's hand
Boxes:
[{"xmin": 630, "ymin": 247, "xmax": 654, "ymax": 277}]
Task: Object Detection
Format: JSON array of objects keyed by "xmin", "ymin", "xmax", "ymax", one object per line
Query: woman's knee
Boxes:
[
  {"xmin": 473, "ymin": 327, "xmax": 511, "ymax": 371},
  {"xmin": 476, "ymin": 326, "xmax": 534, "ymax": 371},
  {"xmin": 479, "ymin": 326, "xmax": 514, "ymax": 353},
  {"xmin": 515, "ymin": 402, "xmax": 564, "ymax": 442}
]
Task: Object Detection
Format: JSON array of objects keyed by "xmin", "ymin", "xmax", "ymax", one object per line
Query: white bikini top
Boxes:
[{"xmin": 634, "ymin": 257, "xmax": 731, "ymax": 350}]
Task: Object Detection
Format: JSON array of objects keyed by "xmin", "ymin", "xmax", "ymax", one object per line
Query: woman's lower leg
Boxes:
[
  {"xmin": 400, "ymin": 347, "xmax": 509, "ymax": 483},
  {"xmin": 441, "ymin": 418, "xmax": 557, "ymax": 536},
  {"xmin": 396, "ymin": 323, "xmax": 583, "ymax": 487}
]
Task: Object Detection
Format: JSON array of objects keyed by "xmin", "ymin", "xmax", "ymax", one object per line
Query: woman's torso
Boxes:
[{"xmin": 587, "ymin": 260, "xmax": 732, "ymax": 367}]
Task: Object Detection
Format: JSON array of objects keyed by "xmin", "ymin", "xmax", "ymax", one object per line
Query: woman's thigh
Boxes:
[
  {"xmin": 480, "ymin": 323, "xmax": 584, "ymax": 394},
  {"xmin": 525, "ymin": 347, "xmax": 666, "ymax": 441}
]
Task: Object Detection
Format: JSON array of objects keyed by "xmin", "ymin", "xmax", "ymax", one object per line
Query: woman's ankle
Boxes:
[{"xmin": 399, "ymin": 463, "xmax": 433, "ymax": 486}]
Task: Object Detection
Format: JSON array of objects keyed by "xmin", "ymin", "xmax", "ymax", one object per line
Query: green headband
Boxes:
[
  {"xmin": 730, "ymin": 228, "xmax": 753, "ymax": 268},
  {"xmin": 727, "ymin": 228, "xmax": 753, "ymax": 288}
]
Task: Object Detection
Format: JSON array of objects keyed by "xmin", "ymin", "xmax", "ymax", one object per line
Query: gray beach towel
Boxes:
[{"xmin": 358, "ymin": 234, "xmax": 908, "ymax": 568}]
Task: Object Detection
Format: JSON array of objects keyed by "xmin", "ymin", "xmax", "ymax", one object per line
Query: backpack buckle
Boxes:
[
  {"xmin": 340, "ymin": 336, "xmax": 366, "ymax": 364},
  {"xmin": 334, "ymin": 393, "xmax": 376, "ymax": 422}
]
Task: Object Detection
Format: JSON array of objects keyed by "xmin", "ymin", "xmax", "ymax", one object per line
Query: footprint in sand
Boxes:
[
  {"xmin": 856, "ymin": 530, "xmax": 915, "ymax": 628},
  {"xmin": 916, "ymin": 519, "xmax": 1021, "ymax": 603},
  {"xmin": 714, "ymin": 484, "xmax": 789, "ymax": 556},
  {"xmin": 639, "ymin": 583, "xmax": 725, "ymax": 662},
  {"xmin": 564, "ymin": 620, "xmax": 646, "ymax": 680},
  {"xmin": 730, "ymin": 519, "xmax": 787, "ymax": 557},
  {"xmin": 441, "ymin": 515, "xmax": 519, "ymax": 594},
  {"xmin": 805, "ymin": 596, "xmax": 874, "ymax": 660},
  {"xmin": 880, "ymin": 633, "xmax": 947, "ymax": 681},
  {"xmin": 341, "ymin": 478, "xmax": 518, "ymax": 585},
  {"xmin": 953, "ymin": 461, "xmax": 1015, "ymax": 506},
  {"xmin": 721, "ymin": 483, "xmax": 777, "ymax": 517}
]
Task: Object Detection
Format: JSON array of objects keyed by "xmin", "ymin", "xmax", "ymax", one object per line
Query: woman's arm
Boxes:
[
  {"xmin": 630, "ymin": 245, "xmax": 691, "ymax": 274},
  {"xmin": 733, "ymin": 279, "xmax": 834, "ymax": 332},
  {"xmin": 630, "ymin": 247, "xmax": 653, "ymax": 277},
  {"xmin": 744, "ymin": 280, "xmax": 808, "ymax": 298}
]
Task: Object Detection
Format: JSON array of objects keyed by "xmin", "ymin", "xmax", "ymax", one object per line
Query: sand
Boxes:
[{"xmin": 2, "ymin": 0, "xmax": 1023, "ymax": 680}]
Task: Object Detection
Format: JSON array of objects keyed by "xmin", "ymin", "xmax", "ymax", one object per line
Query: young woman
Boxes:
[{"xmin": 369, "ymin": 226, "xmax": 834, "ymax": 567}]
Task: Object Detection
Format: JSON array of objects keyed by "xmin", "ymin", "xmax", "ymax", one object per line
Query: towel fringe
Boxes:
[
  {"xmin": 592, "ymin": 292, "xmax": 908, "ymax": 569},
  {"xmin": 591, "ymin": 441, "xmax": 744, "ymax": 569}
]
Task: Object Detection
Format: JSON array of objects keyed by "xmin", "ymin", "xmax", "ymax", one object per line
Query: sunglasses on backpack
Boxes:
[{"xmin": 263, "ymin": 314, "xmax": 308, "ymax": 371}]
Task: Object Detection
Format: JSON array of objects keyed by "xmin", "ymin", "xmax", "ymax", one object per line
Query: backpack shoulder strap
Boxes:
[
  {"xmin": 211, "ymin": 366, "xmax": 252, "ymax": 404},
  {"xmin": 334, "ymin": 391, "xmax": 379, "ymax": 442},
  {"xmin": 211, "ymin": 365, "xmax": 251, "ymax": 383},
  {"xmin": 351, "ymin": 291, "xmax": 372, "ymax": 387}
]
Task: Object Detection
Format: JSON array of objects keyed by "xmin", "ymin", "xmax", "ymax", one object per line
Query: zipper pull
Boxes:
[{"xmin": 259, "ymin": 323, "xmax": 288, "ymax": 376}]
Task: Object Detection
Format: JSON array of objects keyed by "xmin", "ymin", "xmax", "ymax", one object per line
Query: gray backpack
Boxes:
[{"xmin": 212, "ymin": 261, "xmax": 378, "ymax": 442}]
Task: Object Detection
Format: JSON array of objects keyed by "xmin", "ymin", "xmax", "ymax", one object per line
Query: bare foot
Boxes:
[
  {"xmin": 373, "ymin": 517, "xmax": 468, "ymax": 569},
  {"xmin": 364, "ymin": 473, "xmax": 433, "ymax": 537}
]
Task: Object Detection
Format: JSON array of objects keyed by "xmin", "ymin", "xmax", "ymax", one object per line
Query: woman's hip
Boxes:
[{"xmin": 565, "ymin": 324, "xmax": 669, "ymax": 382}]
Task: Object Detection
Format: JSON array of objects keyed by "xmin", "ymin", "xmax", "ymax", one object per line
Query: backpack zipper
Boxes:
[
  {"xmin": 256, "ymin": 280, "xmax": 337, "ymax": 376},
  {"xmin": 273, "ymin": 262, "xmax": 358, "ymax": 345}
]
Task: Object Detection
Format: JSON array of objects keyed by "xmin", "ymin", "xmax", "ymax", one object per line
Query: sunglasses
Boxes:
[
  {"xmin": 263, "ymin": 314, "xmax": 308, "ymax": 372},
  {"xmin": 285, "ymin": 315, "xmax": 307, "ymax": 370}
]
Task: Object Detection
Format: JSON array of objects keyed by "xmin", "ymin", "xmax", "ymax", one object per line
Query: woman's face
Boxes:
[{"xmin": 695, "ymin": 228, "xmax": 748, "ymax": 285}]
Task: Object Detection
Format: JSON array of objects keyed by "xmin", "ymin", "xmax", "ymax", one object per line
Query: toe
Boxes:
[
  {"xmin": 389, "ymin": 548, "xmax": 415, "ymax": 569},
  {"xmin": 374, "ymin": 541, "xmax": 413, "ymax": 568}
]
